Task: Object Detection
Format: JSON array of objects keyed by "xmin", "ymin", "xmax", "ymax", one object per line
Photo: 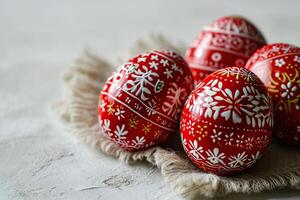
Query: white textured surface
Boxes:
[{"xmin": 0, "ymin": 0, "xmax": 300, "ymax": 199}]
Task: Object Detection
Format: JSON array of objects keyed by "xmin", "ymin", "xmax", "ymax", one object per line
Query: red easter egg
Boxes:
[
  {"xmin": 245, "ymin": 43, "xmax": 300, "ymax": 144},
  {"xmin": 98, "ymin": 50, "xmax": 194, "ymax": 151},
  {"xmin": 180, "ymin": 67, "xmax": 273, "ymax": 175},
  {"xmin": 186, "ymin": 16, "xmax": 266, "ymax": 85}
]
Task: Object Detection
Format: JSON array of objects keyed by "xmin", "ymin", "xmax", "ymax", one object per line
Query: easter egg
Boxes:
[
  {"xmin": 185, "ymin": 15, "xmax": 267, "ymax": 85},
  {"xmin": 98, "ymin": 50, "xmax": 194, "ymax": 151},
  {"xmin": 180, "ymin": 67, "xmax": 273, "ymax": 175},
  {"xmin": 245, "ymin": 43, "xmax": 300, "ymax": 144}
]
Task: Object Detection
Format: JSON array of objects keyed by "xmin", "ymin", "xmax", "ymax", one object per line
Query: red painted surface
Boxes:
[
  {"xmin": 246, "ymin": 43, "xmax": 300, "ymax": 144},
  {"xmin": 98, "ymin": 50, "xmax": 194, "ymax": 151},
  {"xmin": 180, "ymin": 67, "xmax": 273, "ymax": 175},
  {"xmin": 186, "ymin": 16, "xmax": 266, "ymax": 85}
]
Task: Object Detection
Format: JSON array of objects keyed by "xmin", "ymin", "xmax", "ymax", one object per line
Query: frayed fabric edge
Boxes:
[{"xmin": 51, "ymin": 34, "xmax": 300, "ymax": 199}]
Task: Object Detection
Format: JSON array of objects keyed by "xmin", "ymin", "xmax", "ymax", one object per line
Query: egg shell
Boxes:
[
  {"xmin": 186, "ymin": 16, "xmax": 266, "ymax": 85},
  {"xmin": 180, "ymin": 67, "xmax": 273, "ymax": 175},
  {"xmin": 245, "ymin": 43, "xmax": 300, "ymax": 144},
  {"xmin": 98, "ymin": 50, "xmax": 194, "ymax": 151}
]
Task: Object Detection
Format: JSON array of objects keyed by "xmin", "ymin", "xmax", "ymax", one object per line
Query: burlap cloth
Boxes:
[{"xmin": 52, "ymin": 34, "xmax": 300, "ymax": 199}]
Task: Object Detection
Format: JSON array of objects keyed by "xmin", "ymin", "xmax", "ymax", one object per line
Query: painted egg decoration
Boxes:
[
  {"xmin": 245, "ymin": 43, "xmax": 300, "ymax": 144},
  {"xmin": 98, "ymin": 50, "xmax": 194, "ymax": 151},
  {"xmin": 180, "ymin": 67, "xmax": 273, "ymax": 175},
  {"xmin": 185, "ymin": 15, "xmax": 267, "ymax": 85}
]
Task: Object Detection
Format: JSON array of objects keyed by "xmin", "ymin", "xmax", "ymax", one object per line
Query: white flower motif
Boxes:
[
  {"xmin": 272, "ymin": 46, "xmax": 280, "ymax": 52},
  {"xmin": 294, "ymin": 55, "xmax": 300, "ymax": 63},
  {"xmin": 195, "ymin": 79, "xmax": 222, "ymax": 118},
  {"xmin": 184, "ymin": 79, "xmax": 223, "ymax": 120},
  {"xmin": 185, "ymin": 74, "xmax": 272, "ymax": 128},
  {"xmin": 171, "ymin": 63, "xmax": 183, "ymax": 75},
  {"xmin": 216, "ymin": 89, "xmax": 243, "ymax": 123},
  {"xmin": 114, "ymin": 124, "xmax": 128, "ymax": 140},
  {"xmin": 201, "ymin": 95, "xmax": 218, "ymax": 118},
  {"xmin": 242, "ymin": 86, "xmax": 272, "ymax": 128},
  {"xmin": 211, "ymin": 129, "xmax": 222, "ymax": 143},
  {"xmin": 123, "ymin": 65, "xmax": 159, "ymax": 101},
  {"xmin": 228, "ymin": 152, "xmax": 248, "ymax": 167},
  {"xmin": 100, "ymin": 101, "xmax": 107, "ymax": 112},
  {"xmin": 151, "ymin": 55, "xmax": 158, "ymax": 61},
  {"xmin": 275, "ymin": 58, "xmax": 285, "ymax": 67},
  {"xmin": 102, "ymin": 119, "xmax": 111, "ymax": 132},
  {"xmin": 236, "ymin": 134, "xmax": 245, "ymax": 147},
  {"xmin": 124, "ymin": 62, "xmax": 139, "ymax": 74},
  {"xmin": 115, "ymin": 108, "xmax": 125, "ymax": 120},
  {"xmin": 206, "ymin": 148, "xmax": 226, "ymax": 165},
  {"xmin": 247, "ymin": 151, "xmax": 261, "ymax": 166},
  {"xmin": 245, "ymin": 137, "xmax": 254, "ymax": 149},
  {"xmin": 125, "ymin": 97, "xmax": 131, "ymax": 103},
  {"xmin": 160, "ymin": 59, "xmax": 169, "ymax": 66},
  {"xmin": 164, "ymin": 68, "xmax": 173, "ymax": 78},
  {"xmin": 186, "ymin": 120, "xmax": 195, "ymax": 135},
  {"xmin": 204, "ymin": 79, "xmax": 223, "ymax": 95},
  {"xmin": 281, "ymin": 82, "xmax": 297, "ymax": 99},
  {"xmin": 188, "ymin": 140, "xmax": 204, "ymax": 160},
  {"xmin": 137, "ymin": 56, "xmax": 146, "ymax": 62},
  {"xmin": 224, "ymin": 132, "xmax": 234, "ymax": 145},
  {"xmin": 132, "ymin": 136, "xmax": 145, "ymax": 147},
  {"xmin": 149, "ymin": 61, "xmax": 159, "ymax": 70}
]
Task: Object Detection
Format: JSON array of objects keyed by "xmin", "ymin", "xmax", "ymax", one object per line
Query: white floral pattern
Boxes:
[
  {"xmin": 132, "ymin": 136, "xmax": 146, "ymax": 147},
  {"xmin": 242, "ymin": 86, "xmax": 273, "ymax": 128},
  {"xmin": 115, "ymin": 108, "xmax": 125, "ymax": 120},
  {"xmin": 102, "ymin": 119, "xmax": 111, "ymax": 132},
  {"xmin": 186, "ymin": 120, "xmax": 195, "ymax": 135},
  {"xmin": 188, "ymin": 140, "xmax": 204, "ymax": 160},
  {"xmin": 216, "ymin": 88, "xmax": 243, "ymax": 123},
  {"xmin": 275, "ymin": 58, "xmax": 285, "ymax": 67},
  {"xmin": 162, "ymin": 83, "xmax": 187, "ymax": 119},
  {"xmin": 100, "ymin": 101, "xmax": 107, "ymax": 112},
  {"xmin": 149, "ymin": 61, "xmax": 159, "ymax": 70},
  {"xmin": 211, "ymin": 129, "xmax": 222, "ymax": 143},
  {"xmin": 160, "ymin": 59, "xmax": 169, "ymax": 66},
  {"xmin": 189, "ymin": 77, "xmax": 272, "ymax": 128},
  {"xmin": 281, "ymin": 82, "xmax": 297, "ymax": 99},
  {"xmin": 100, "ymin": 50, "xmax": 194, "ymax": 151},
  {"xmin": 224, "ymin": 132, "xmax": 234, "ymax": 146},
  {"xmin": 294, "ymin": 55, "xmax": 300, "ymax": 63},
  {"xmin": 164, "ymin": 68, "xmax": 173, "ymax": 78},
  {"xmin": 206, "ymin": 148, "xmax": 225, "ymax": 165},
  {"xmin": 183, "ymin": 138, "xmax": 265, "ymax": 173},
  {"xmin": 228, "ymin": 152, "xmax": 248, "ymax": 167},
  {"xmin": 235, "ymin": 134, "xmax": 245, "ymax": 147},
  {"xmin": 180, "ymin": 67, "xmax": 271, "ymax": 174},
  {"xmin": 114, "ymin": 124, "xmax": 128, "ymax": 141},
  {"xmin": 123, "ymin": 65, "xmax": 159, "ymax": 101},
  {"xmin": 246, "ymin": 151, "xmax": 261, "ymax": 166}
]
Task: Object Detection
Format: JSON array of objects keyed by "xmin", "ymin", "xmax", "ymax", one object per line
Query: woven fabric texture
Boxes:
[{"xmin": 52, "ymin": 34, "xmax": 300, "ymax": 199}]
